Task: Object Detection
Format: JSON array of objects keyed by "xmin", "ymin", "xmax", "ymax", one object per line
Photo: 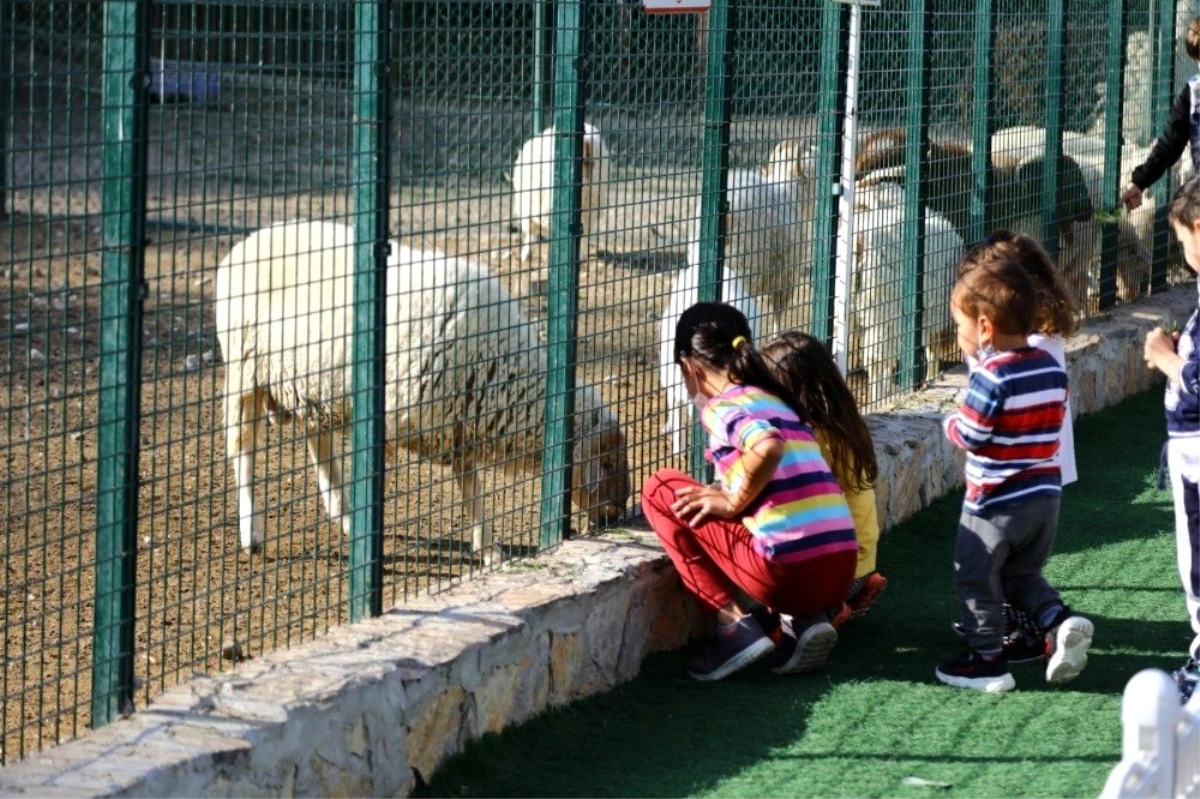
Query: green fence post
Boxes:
[
  {"xmin": 968, "ymin": 0, "xmax": 995, "ymax": 247},
  {"xmin": 92, "ymin": 0, "xmax": 151, "ymax": 728},
  {"xmin": 349, "ymin": 0, "xmax": 390, "ymax": 621},
  {"xmin": 689, "ymin": 0, "xmax": 733, "ymax": 478},
  {"xmin": 812, "ymin": 1, "xmax": 848, "ymax": 345},
  {"xmin": 1041, "ymin": 0, "xmax": 1066, "ymax": 262},
  {"xmin": 0, "ymin": 0, "xmax": 9, "ymax": 221},
  {"xmin": 1100, "ymin": 0, "xmax": 1128, "ymax": 309},
  {"xmin": 533, "ymin": 0, "xmax": 551, "ymax": 135},
  {"xmin": 1151, "ymin": 0, "xmax": 1176, "ymax": 294},
  {"xmin": 538, "ymin": 0, "xmax": 588, "ymax": 550},
  {"xmin": 900, "ymin": 0, "xmax": 930, "ymax": 392},
  {"xmin": 696, "ymin": 0, "xmax": 732, "ymax": 306}
]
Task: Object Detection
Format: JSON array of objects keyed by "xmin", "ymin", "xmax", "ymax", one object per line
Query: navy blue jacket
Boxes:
[
  {"xmin": 1167, "ymin": 296, "xmax": 1200, "ymax": 440},
  {"xmin": 1131, "ymin": 80, "xmax": 1200, "ymax": 191}
]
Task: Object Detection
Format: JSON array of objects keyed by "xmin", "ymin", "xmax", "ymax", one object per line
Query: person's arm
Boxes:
[
  {"xmin": 1125, "ymin": 85, "xmax": 1192, "ymax": 207},
  {"xmin": 943, "ymin": 369, "xmax": 1004, "ymax": 452},
  {"xmin": 672, "ymin": 435, "xmax": 783, "ymax": 525},
  {"xmin": 1145, "ymin": 326, "xmax": 1198, "ymax": 395},
  {"xmin": 672, "ymin": 397, "xmax": 786, "ymax": 525}
]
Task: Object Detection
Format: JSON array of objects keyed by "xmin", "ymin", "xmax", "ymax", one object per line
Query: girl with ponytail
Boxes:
[{"xmin": 642, "ymin": 302, "xmax": 858, "ymax": 681}]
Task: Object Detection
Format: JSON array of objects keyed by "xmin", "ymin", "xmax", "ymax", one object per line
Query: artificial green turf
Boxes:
[{"xmin": 416, "ymin": 389, "xmax": 1190, "ymax": 799}]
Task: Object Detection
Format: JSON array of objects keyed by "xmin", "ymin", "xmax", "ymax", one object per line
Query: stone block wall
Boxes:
[{"xmin": 0, "ymin": 283, "xmax": 1193, "ymax": 797}]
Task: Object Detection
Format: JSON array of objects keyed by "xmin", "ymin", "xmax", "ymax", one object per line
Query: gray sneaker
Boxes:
[
  {"xmin": 771, "ymin": 615, "xmax": 838, "ymax": 674},
  {"xmin": 686, "ymin": 615, "xmax": 775, "ymax": 681}
]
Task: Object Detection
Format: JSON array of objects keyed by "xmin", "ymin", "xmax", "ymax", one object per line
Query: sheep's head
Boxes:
[
  {"xmin": 581, "ymin": 123, "xmax": 611, "ymax": 185},
  {"xmin": 765, "ymin": 138, "xmax": 814, "ymax": 183},
  {"xmin": 571, "ymin": 408, "xmax": 630, "ymax": 527}
]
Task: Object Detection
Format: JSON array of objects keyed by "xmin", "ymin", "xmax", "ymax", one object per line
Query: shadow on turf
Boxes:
[
  {"xmin": 827, "ymin": 609, "xmax": 1194, "ymax": 696},
  {"xmin": 415, "ymin": 392, "xmax": 1180, "ymax": 797}
]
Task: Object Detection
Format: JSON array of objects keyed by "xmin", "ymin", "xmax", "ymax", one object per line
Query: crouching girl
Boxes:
[{"xmin": 642, "ymin": 302, "xmax": 858, "ymax": 681}]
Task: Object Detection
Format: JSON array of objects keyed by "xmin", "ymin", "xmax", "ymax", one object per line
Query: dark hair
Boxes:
[
  {"xmin": 1170, "ymin": 174, "xmax": 1200, "ymax": 227},
  {"xmin": 1188, "ymin": 16, "xmax": 1200, "ymax": 61},
  {"xmin": 952, "ymin": 251, "xmax": 1038, "ymax": 338},
  {"xmin": 958, "ymin": 230, "xmax": 1077, "ymax": 336},
  {"xmin": 762, "ymin": 331, "xmax": 878, "ymax": 492},
  {"xmin": 674, "ymin": 302, "xmax": 806, "ymax": 421}
]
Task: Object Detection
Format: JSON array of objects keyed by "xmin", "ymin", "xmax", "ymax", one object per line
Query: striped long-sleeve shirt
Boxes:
[
  {"xmin": 943, "ymin": 347, "xmax": 1068, "ymax": 514},
  {"xmin": 702, "ymin": 385, "xmax": 858, "ymax": 563}
]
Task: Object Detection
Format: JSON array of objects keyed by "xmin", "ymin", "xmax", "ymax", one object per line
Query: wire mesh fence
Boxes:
[{"xmin": 1, "ymin": 0, "xmax": 1195, "ymax": 764}]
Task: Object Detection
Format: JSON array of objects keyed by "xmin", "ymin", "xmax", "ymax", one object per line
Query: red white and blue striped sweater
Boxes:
[{"xmin": 943, "ymin": 347, "xmax": 1068, "ymax": 514}]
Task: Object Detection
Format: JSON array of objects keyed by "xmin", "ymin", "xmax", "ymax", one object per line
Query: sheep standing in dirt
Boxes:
[
  {"xmin": 843, "ymin": 182, "xmax": 964, "ymax": 407},
  {"xmin": 988, "ymin": 126, "xmax": 1099, "ymax": 310},
  {"xmin": 686, "ymin": 167, "xmax": 813, "ymax": 332},
  {"xmin": 215, "ymin": 220, "xmax": 630, "ymax": 562},
  {"xmin": 657, "ymin": 153, "xmax": 814, "ymax": 455},
  {"xmin": 511, "ymin": 123, "xmax": 610, "ymax": 268}
]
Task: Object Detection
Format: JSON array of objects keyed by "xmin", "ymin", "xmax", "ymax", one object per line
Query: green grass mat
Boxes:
[{"xmin": 417, "ymin": 389, "xmax": 1191, "ymax": 798}]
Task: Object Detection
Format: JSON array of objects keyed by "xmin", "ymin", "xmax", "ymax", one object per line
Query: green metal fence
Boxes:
[{"xmin": 1, "ymin": 0, "xmax": 1193, "ymax": 763}]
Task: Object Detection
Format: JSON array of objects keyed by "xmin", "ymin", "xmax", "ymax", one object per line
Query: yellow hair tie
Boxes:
[{"xmin": 731, "ymin": 335, "xmax": 748, "ymax": 351}]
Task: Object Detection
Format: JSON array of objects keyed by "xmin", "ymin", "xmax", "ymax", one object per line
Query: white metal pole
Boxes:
[{"xmin": 832, "ymin": 0, "xmax": 862, "ymax": 376}]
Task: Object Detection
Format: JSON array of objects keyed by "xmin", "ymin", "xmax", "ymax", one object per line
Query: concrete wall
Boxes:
[{"xmin": 0, "ymin": 282, "xmax": 1194, "ymax": 798}]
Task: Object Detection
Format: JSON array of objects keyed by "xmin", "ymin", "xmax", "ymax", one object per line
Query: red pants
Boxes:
[{"xmin": 642, "ymin": 469, "xmax": 857, "ymax": 616}]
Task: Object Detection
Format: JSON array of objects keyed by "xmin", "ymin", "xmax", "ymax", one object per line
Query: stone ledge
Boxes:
[{"xmin": 0, "ymin": 282, "xmax": 1193, "ymax": 797}]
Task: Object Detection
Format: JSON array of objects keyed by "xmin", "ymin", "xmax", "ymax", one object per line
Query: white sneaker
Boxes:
[{"xmin": 1045, "ymin": 615, "xmax": 1094, "ymax": 685}]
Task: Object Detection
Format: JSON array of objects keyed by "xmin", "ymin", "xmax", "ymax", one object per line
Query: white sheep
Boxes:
[
  {"xmin": 657, "ymin": 154, "xmax": 814, "ymax": 456},
  {"xmin": 843, "ymin": 181, "xmax": 963, "ymax": 407},
  {"xmin": 214, "ymin": 220, "xmax": 630, "ymax": 562},
  {"xmin": 682, "ymin": 167, "xmax": 813, "ymax": 334},
  {"xmin": 762, "ymin": 137, "xmax": 815, "ymax": 185},
  {"xmin": 511, "ymin": 123, "xmax": 610, "ymax": 267},
  {"xmin": 658, "ymin": 261, "xmax": 764, "ymax": 456}
]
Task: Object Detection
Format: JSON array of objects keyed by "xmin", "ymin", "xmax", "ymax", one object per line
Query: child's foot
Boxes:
[
  {"xmin": 686, "ymin": 615, "xmax": 775, "ymax": 681},
  {"xmin": 846, "ymin": 572, "xmax": 888, "ymax": 619},
  {"xmin": 1173, "ymin": 657, "xmax": 1200, "ymax": 703},
  {"xmin": 1002, "ymin": 628, "xmax": 1046, "ymax": 664},
  {"xmin": 951, "ymin": 617, "xmax": 1046, "ymax": 664},
  {"xmin": 1043, "ymin": 611, "xmax": 1094, "ymax": 685},
  {"xmin": 935, "ymin": 650, "xmax": 1015, "ymax": 693},
  {"xmin": 829, "ymin": 603, "xmax": 852, "ymax": 629},
  {"xmin": 771, "ymin": 615, "xmax": 838, "ymax": 674}
]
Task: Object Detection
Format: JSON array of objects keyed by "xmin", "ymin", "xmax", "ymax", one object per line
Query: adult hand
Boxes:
[
  {"xmin": 1120, "ymin": 184, "xmax": 1144, "ymax": 211},
  {"xmin": 672, "ymin": 483, "xmax": 737, "ymax": 527},
  {"xmin": 1144, "ymin": 326, "xmax": 1178, "ymax": 370}
]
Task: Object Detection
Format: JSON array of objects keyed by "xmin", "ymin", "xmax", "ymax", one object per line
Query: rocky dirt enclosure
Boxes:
[{"xmin": 0, "ymin": 64, "xmax": 840, "ymax": 760}]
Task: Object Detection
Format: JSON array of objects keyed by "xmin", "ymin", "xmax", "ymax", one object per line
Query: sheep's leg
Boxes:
[
  {"xmin": 227, "ymin": 391, "xmax": 265, "ymax": 552},
  {"xmin": 452, "ymin": 454, "xmax": 496, "ymax": 566},
  {"xmin": 305, "ymin": 425, "xmax": 351, "ymax": 538}
]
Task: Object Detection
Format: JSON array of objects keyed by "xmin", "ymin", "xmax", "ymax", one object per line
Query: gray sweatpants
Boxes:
[{"xmin": 954, "ymin": 494, "xmax": 1063, "ymax": 653}]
